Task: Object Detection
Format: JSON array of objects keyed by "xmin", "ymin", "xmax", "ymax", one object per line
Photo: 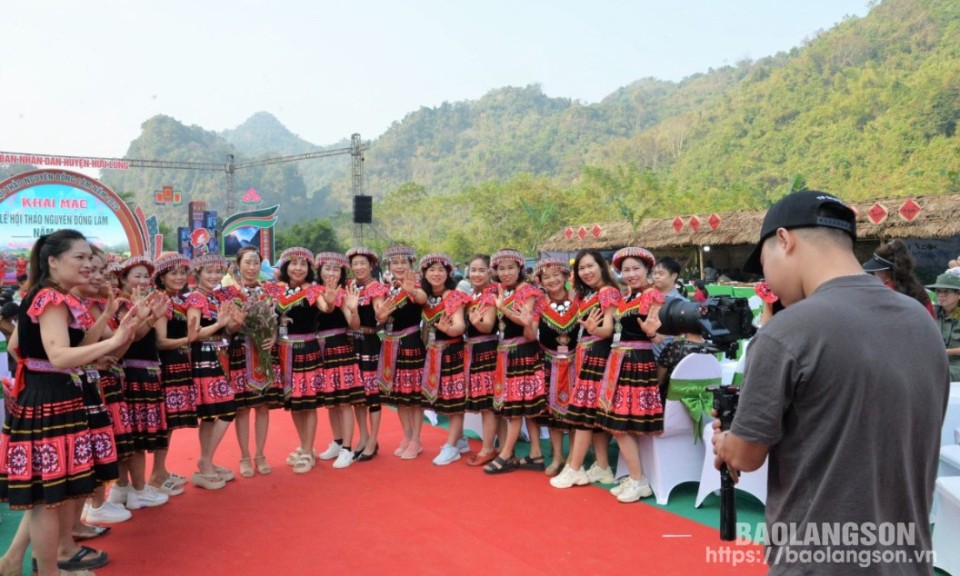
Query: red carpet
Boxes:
[{"xmin": 90, "ymin": 412, "xmax": 766, "ymax": 575}]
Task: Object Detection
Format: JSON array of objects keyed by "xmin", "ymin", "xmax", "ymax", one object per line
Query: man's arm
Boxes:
[{"xmin": 713, "ymin": 427, "xmax": 770, "ymax": 473}]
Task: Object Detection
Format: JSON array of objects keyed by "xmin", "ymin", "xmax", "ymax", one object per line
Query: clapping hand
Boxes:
[
  {"xmin": 435, "ymin": 313, "xmax": 453, "ymax": 333},
  {"xmin": 345, "ymin": 284, "xmax": 360, "ymax": 313}
]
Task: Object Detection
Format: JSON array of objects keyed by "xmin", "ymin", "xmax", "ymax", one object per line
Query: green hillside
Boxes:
[{"xmin": 71, "ymin": 0, "xmax": 959, "ymax": 260}]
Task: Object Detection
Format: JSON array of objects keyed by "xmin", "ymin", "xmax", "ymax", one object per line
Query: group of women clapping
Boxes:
[{"xmin": 0, "ymin": 231, "xmax": 673, "ymax": 575}]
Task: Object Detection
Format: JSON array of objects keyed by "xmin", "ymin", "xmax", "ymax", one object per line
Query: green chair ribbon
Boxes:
[{"xmin": 667, "ymin": 377, "xmax": 722, "ymax": 443}]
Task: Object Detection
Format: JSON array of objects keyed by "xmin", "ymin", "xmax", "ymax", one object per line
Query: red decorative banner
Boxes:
[
  {"xmin": 867, "ymin": 202, "xmax": 888, "ymax": 225},
  {"xmin": 689, "ymin": 215, "xmax": 701, "ymax": 232},
  {"xmin": 591, "ymin": 224, "xmax": 602, "ymax": 238},
  {"xmin": 708, "ymin": 213, "xmax": 721, "ymax": 230},
  {"xmin": 898, "ymin": 199, "xmax": 921, "ymax": 222},
  {"xmin": 577, "ymin": 226, "xmax": 587, "ymax": 240},
  {"xmin": 565, "ymin": 227, "xmax": 574, "ymax": 240},
  {"xmin": 672, "ymin": 217, "xmax": 684, "ymax": 232},
  {"xmin": 191, "ymin": 227, "xmax": 210, "ymax": 248}
]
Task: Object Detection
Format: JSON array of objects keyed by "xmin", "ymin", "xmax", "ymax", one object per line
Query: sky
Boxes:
[{"xmin": 1, "ymin": 0, "xmax": 872, "ymax": 161}]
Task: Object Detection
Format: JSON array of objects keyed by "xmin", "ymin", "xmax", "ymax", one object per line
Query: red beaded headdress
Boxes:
[
  {"xmin": 534, "ymin": 258, "xmax": 570, "ymax": 278},
  {"xmin": 345, "ymin": 247, "xmax": 379, "ymax": 268},
  {"xmin": 153, "ymin": 252, "xmax": 191, "ymax": 277},
  {"xmin": 315, "ymin": 252, "xmax": 349, "ymax": 270},
  {"xmin": 383, "ymin": 245, "xmax": 416, "ymax": 262},
  {"xmin": 190, "ymin": 253, "xmax": 228, "ymax": 271},
  {"xmin": 277, "ymin": 247, "xmax": 314, "ymax": 269},
  {"xmin": 419, "ymin": 253, "xmax": 453, "ymax": 273},
  {"xmin": 611, "ymin": 246, "xmax": 656, "ymax": 273},
  {"xmin": 119, "ymin": 255, "xmax": 155, "ymax": 277},
  {"xmin": 491, "ymin": 249, "xmax": 524, "ymax": 270}
]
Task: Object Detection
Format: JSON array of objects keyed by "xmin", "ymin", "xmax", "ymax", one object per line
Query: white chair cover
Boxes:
[
  {"xmin": 695, "ymin": 424, "xmax": 768, "ymax": 507},
  {"xmin": 934, "ymin": 477, "xmax": 960, "ymax": 575}
]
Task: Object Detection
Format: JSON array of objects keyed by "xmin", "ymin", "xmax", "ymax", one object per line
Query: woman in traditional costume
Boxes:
[
  {"xmin": 462, "ymin": 254, "xmax": 500, "ymax": 467},
  {"xmin": 375, "ymin": 246, "xmax": 427, "ymax": 460},
  {"xmin": 418, "ymin": 254, "xmax": 470, "ymax": 466},
  {"xmin": 550, "ymin": 249, "xmax": 620, "ymax": 489},
  {"xmin": 483, "ymin": 249, "xmax": 546, "ymax": 475},
  {"xmin": 346, "ymin": 247, "xmax": 387, "ymax": 462},
  {"xmin": 313, "ymin": 252, "xmax": 365, "ymax": 469},
  {"xmin": 597, "ymin": 247, "xmax": 663, "ymax": 502},
  {"xmin": 185, "ymin": 253, "xmax": 242, "ymax": 489}
]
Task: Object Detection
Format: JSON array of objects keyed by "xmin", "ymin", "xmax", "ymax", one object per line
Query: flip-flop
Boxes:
[
  {"xmin": 483, "ymin": 456, "xmax": 519, "ymax": 475},
  {"xmin": 57, "ymin": 545, "xmax": 110, "ymax": 571},
  {"xmin": 73, "ymin": 525, "xmax": 112, "ymax": 541},
  {"xmin": 466, "ymin": 452, "xmax": 497, "ymax": 467}
]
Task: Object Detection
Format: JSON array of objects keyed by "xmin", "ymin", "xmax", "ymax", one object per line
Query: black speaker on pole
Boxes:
[{"xmin": 353, "ymin": 195, "xmax": 372, "ymax": 224}]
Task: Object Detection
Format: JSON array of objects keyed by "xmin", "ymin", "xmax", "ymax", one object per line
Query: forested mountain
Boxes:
[{"xmin": 66, "ymin": 0, "xmax": 959, "ymax": 261}]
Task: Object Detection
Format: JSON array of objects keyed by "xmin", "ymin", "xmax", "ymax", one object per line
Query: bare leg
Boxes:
[
  {"xmin": 338, "ymin": 405, "xmax": 355, "ymax": 449},
  {"xmin": 495, "ymin": 417, "xmax": 523, "ymax": 461},
  {"xmin": 524, "ymin": 419, "xmax": 543, "ymax": 459},
  {"xmin": 128, "ymin": 452, "xmax": 147, "ymax": 491},
  {"xmin": 361, "ymin": 407, "xmax": 381, "ymax": 457},
  {"xmin": 1, "ymin": 511, "xmax": 31, "ymax": 574},
  {"xmin": 150, "ymin": 447, "xmax": 170, "ymax": 487},
  {"xmin": 592, "ymin": 431, "xmax": 611, "ymax": 469},
  {"xmin": 411, "ymin": 406, "xmax": 424, "ymax": 443},
  {"xmin": 327, "ymin": 408, "xmax": 342, "ymax": 445},
  {"xmin": 198, "ymin": 419, "xmax": 231, "ymax": 474},
  {"xmin": 253, "ymin": 405, "xmax": 270, "ymax": 459},
  {"xmin": 614, "ymin": 433, "xmax": 644, "ymax": 479},
  {"xmin": 445, "ymin": 413, "xmax": 464, "ymax": 447},
  {"xmin": 478, "ymin": 410, "xmax": 498, "ymax": 457},
  {"xmin": 549, "ymin": 428, "xmax": 565, "ymax": 462},
  {"xmin": 234, "ymin": 407, "xmax": 252, "ymax": 460},
  {"xmin": 30, "ymin": 506, "xmax": 59, "ymax": 576},
  {"xmin": 566, "ymin": 428, "xmax": 593, "ymax": 470},
  {"xmin": 354, "ymin": 405, "xmax": 369, "ymax": 452},
  {"xmin": 301, "ymin": 409, "xmax": 317, "ymax": 456}
]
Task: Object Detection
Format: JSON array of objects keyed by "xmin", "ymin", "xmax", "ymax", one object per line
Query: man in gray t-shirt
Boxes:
[{"xmin": 713, "ymin": 191, "xmax": 949, "ymax": 575}]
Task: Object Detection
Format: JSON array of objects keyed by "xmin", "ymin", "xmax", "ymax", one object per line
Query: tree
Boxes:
[{"xmin": 275, "ymin": 219, "xmax": 341, "ymax": 254}]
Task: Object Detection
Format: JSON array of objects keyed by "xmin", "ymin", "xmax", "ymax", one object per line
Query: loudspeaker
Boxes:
[{"xmin": 353, "ymin": 195, "xmax": 372, "ymax": 224}]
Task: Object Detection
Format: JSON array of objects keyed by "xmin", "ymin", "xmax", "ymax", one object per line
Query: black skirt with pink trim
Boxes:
[
  {"xmin": 562, "ymin": 337, "xmax": 612, "ymax": 430},
  {"xmin": 422, "ymin": 339, "xmax": 467, "ymax": 414},
  {"xmin": 353, "ymin": 330, "xmax": 382, "ymax": 409},
  {"xmin": 228, "ymin": 335, "xmax": 284, "ymax": 410},
  {"xmin": 191, "ymin": 340, "xmax": 237, "ymax": 422},
  {"xmin": 121, "ymin": 360, "xmax": 169, "ymax": 452},
  {"xmin": 464, "ymin": 335, "xmax": 497, "ymax": 412},
  {"xmin": 100, "ymin": 366, "xmax": 135, "ymax": 460},
  {"xmin": 0, "ymin": 375, "xmax": 97, "ymax": 509},
  {"xmin": 316, "ymin": 331, "xmax": 365, "ymax": 407},
  {"xmin": 158, "ymin": 346, "xmax": 199, "ymax": 430},
  {"xmin": 80, "ymin": 372, "xmax": 120, "ymax": 485},
  {"xmin": 594, "ymin": 340, "xmax": 664, "ymax": 435}
]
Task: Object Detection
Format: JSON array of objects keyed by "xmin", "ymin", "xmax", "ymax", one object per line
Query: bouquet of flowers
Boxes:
[{"xmin": 242, "ymin": 297, "xmax": 279, "ymax": 392}]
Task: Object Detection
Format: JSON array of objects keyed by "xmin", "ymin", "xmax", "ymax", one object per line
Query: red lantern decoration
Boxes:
[
  {"xmin": 689, "ymin": 215, "xmax": 701, "ymax": 232},
  {"xmin": 672, "ymin": 217, "xmax": 684, "ymax": 232},
  {"xmin": 591, "ymin": 224, "xmax": 602, "ymax": 238},
  {"xmin": 708, "ymin": 213, "xmax": 721, "ymax": 230},
  {"xmin": 577, "ymin": 226, "xmax": 587, "ymax": 240},
  {"xmin": 867, "ymin": 203, "xmax": 888, "ymax": 225},
  {"xmin": 565, "ymin": 227, "xmax": 574, "ymax": 240},
  {"xmin": 898, "ymin": 199, "xmax": 921, "ymax": 222}
]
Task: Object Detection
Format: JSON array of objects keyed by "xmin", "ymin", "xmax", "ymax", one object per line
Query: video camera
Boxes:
[{"xmin": 657, "ymin": 296, "xmax": 756, "ymax": 359}]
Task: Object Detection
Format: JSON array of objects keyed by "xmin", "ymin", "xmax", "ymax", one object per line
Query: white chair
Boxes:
[
  {"xmin": 616, "ymin": 353, "xmax": 720, "ymax": 505},
  {"xmin": 934, "ymin": 477, "xmax": 960, "ymax": 575},
  {"xmin": 695, "ymin": 424, "xmax": 768, "ymax": 507}
]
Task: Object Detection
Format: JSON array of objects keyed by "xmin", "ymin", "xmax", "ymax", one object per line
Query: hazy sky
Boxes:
[{"xmin": 2, "ymin": 0, "xmax": 871, "ymax": 160}]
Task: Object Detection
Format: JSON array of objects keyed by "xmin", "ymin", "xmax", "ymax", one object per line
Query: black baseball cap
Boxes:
[
  {"xmin": 743, "ymin": 190, "xmax": 856, "ymax": 275},
  {"xmin": 861, "ymin": 253, "xmax": 894, "ymax": 273}
]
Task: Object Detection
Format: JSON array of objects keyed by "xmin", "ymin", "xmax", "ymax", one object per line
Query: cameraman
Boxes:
[{"xmin": 712, "ymin": 191, "xmax": 949, "ymax": 575}]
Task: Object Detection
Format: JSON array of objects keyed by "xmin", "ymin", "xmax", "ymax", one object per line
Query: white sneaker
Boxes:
[
  {"xmin": 84, "ymin": 500, "xmax": 132, "ymax": 523},
  {"xmin": 332, "ymin": 448, "xmax": 354, "ymax": 469},
  {"xmin": 549, "ymin": 465, "xmax": 590, "ymax": 489},
  {"xmin": 126, "ymin": 486, "xmax": 169, "ymax": 510},
  {"xmin": 432, "ymin": 444, "xmax": 461, "ymax": 466},
  {"xmin": 616, "ymin": 477, "xmax": 653, "ymax": 503},
  {"xmin": 610, "ymin": 477, "xmax": 630, "ymax": 497},
  {"xmin": 106, "ymin": 484, "xmax": 128, "ymax": 506},
  {"xmin": 586, "ymin": 463, "xmax": 615, "ymax": 484},
  {"xmin": 318, "ymin": 441, "xmax": 342, "ymax": 461},
  {"xmin": 455, "ymin": 437, "xmax": 471, "ymax": 454}
]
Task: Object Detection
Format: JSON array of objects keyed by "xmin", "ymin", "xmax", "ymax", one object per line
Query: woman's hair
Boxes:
[
  {"xmin": 26, "ymin": 229, "xmax": 87, "ymax": 293},
  {"xmin": 236, "ymin": 246, "xmax": 261, "ymax": 266},
  {"xmin": 875, "ymin": 239, "xmax": 932, "ymax": 308},
  {"xmin": 572, "ymin": 249, "xmax": 616, "ymax": 296},
  {"xmin": 468, "ymin": 254, "xmax": 490, "ymax": 268},
  {"xmin": 693, "ymin": 279, "xmax": 708, "ymax": 294},
  {"xmin": 279, "ymin": 259, "xmax": 315, "ymax": 284}
]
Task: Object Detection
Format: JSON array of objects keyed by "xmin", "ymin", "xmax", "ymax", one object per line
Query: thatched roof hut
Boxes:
[{"xmin": 540, "ymin": 194, "xmax": 960, "ymax": 281}]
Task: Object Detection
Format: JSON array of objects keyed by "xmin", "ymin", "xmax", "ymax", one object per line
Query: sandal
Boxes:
[
  {"xmin": 255, "ymin": 456, "xmax": 272, "ymax": 475},
  {"xmin": 517, "ymin": 455, "xmax": 545, "ymax": 471},
  {"xmin": 466, "ymin": 452, "xmax": 497, "ymax": 467},
  {"xmin": 482, "ymin": 456, "xmax": 519, "ymax": 475},
  {"xmin": 292, "ymin": 454, "xmax": 315, "ymax": 474},
  {"xmin": 57, "ymin": 546, "xmax": 109, "ymax": 571},
  {"xmin": 286, "ymin": 447, "xmax": 304, "ymax": 466},
  {"xmin": 190, "ymin": 472, "xmax": 226, "ymax": 490},
  {"xmin": 239, "ymin": 458, "xmax": 254, "ymax": 478},
  {"xmin": 545, "ymin": 458, "xmax": 566, "ymax": 477},
  {"xmin": 73, "ymin": 525, "xmax": 111, "ymax": 541},
  {"xmin": 154, "ymin": 476, "xmax": 185, "ymax": 496},
  {"xmin": 167, "ymin": 473, "xmax": 188, "ymax": 487},
  {"xmin": 213, "ymin": 465, "xmax": 235, "ymax": 482}
]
